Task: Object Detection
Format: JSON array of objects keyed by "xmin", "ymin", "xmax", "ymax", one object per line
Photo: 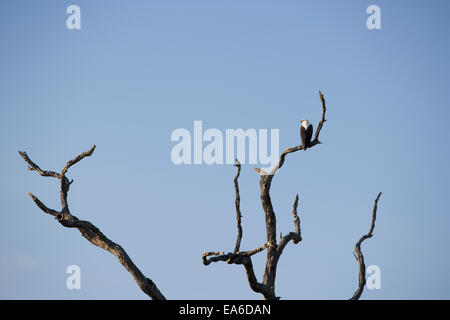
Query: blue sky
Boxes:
[{"xmin": 1, "ymin": 0, "xmax": 450, "ymax": 299}]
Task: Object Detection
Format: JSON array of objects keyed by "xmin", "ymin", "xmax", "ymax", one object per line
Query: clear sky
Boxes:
[{"xmin": 1, "ymin": 0, "xmax": 450, "ymax": 299}]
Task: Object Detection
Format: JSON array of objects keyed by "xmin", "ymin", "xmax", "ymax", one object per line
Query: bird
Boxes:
[{"xmin": 300, "ymin": 119, "xmax": 313, "ymax": 150}]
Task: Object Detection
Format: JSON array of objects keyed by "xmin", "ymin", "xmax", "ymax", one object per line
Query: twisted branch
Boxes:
[
  {"xmin": 350, "ymin": 192, "xmax": 382, "ymax": 300},
  {"xmin": 19, "ymin": 146, "xmax": 165, "ymax": 300}
]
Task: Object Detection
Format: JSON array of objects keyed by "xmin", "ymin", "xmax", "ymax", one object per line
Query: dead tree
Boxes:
[
  {"xmin": 202, "ymin": 91, "xmax": 382, "ymax": 300},
  {"xmin": 20, "ymin": 91, "xmax": 381, "ymax": 300}
]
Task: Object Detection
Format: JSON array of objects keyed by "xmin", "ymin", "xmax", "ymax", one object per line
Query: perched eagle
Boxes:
[{"xmin": 300, "ymin": 119, "xmax": 313, "ymax": 150}]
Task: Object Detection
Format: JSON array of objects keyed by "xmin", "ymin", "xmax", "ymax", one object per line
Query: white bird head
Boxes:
[{"xmin": 301, "ymin": 119, "xmax": 310, "ymax": 128}]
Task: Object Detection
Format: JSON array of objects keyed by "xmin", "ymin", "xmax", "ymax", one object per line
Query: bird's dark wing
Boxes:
[
  {"xmin": 300, "ymin": 125, "xmax": 307, "ymax": 149},
  {"xmin": 306, "ymin": 124, "xmax": 314, "ymax": 147}
]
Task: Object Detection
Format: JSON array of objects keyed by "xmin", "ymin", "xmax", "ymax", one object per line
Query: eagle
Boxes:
[{"xmin": 300, "ymin": 119, "xmax": 313, "ymax": 150}]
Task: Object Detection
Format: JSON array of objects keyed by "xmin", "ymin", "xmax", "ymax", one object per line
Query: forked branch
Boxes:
[{"xmin": 19, "ymin": 146, "xmax": 165, "ymax": 300}]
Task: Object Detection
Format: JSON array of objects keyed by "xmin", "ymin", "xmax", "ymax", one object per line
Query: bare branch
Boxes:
[
  {"xmin": 234, "ymin": 159, "xmax": 243, "ymax": 253},
  {"xmin": 241, "ymin": 257, "xmax": 275, "ymax": 299},
  {"xmin": 277, "ymin": 195, "xmax": 302, "ymax": 258},
  {"xmin": 61, "ymin": 145, "xmax": 96, "ymax": 177},
  {"xmin": 256, "ymin": 92, "xmax": 327, "ymax": 297},
  {"xmin": 201, "ymin": 160, "xmax": 273, "ymax": 298},
  {"xmin": 350, "ymin": 192, "xmax": 382, "ymax": 300},
  {"xmin": 205, "ymin": 92, "xmax": 328, "ymax": 300},
  {"xmin": 60, "ymin": 176, "xmax": 71, "ymax": 213},
  {"xmin": 59, "ymin": 145, "xmax": 95, "ymax": 212},
  {"xmin": 243, "ymin": 243, "xmax": 269, "ymax": 256},
  {"xmin": 18, "ymin": 151, "xmax": 61, "ymax": 179},
  {"xmin": 257, "ymin": 90, "xmax": 327, "ymax": 176},
  {"xmin": 313, "ymin": 90, "xmax": 327, "ymax": 144},
  {"xmin": 270, "ymin": 146, "xmax": 303, "ymax": 175},
  {"xmin": 256, "ymin": 92, "xmax": 327, "ymax": 296},
  {"xmin": 202, "ymin": 251, "xmax": 226, "ymax": 265},
  {"xmin": 292, "ymin": 195, "xmax": 301, "ymax": 238},
  {"xmin": 27, "ymin": 193, "xmax": 60, "ymax": 217},
  {"xmin": 201, "ymin": 246, "xmax": 274, "ymax": 299},
  {"xmin": 202, "ymin": 243, "xmax": 268, "ymax": 266},
  {"xmin": 58, "ymin": 214, "xmax": 165, "ymax": 300},
  {"xmin": 20, "ymin": 146, "xmax": 166, "ymax": 300}
]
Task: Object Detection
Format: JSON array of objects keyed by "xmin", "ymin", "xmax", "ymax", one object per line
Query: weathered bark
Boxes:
[{"xmin": 19, "ymin": 146, "xmax": 165, "ymax": 300}]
